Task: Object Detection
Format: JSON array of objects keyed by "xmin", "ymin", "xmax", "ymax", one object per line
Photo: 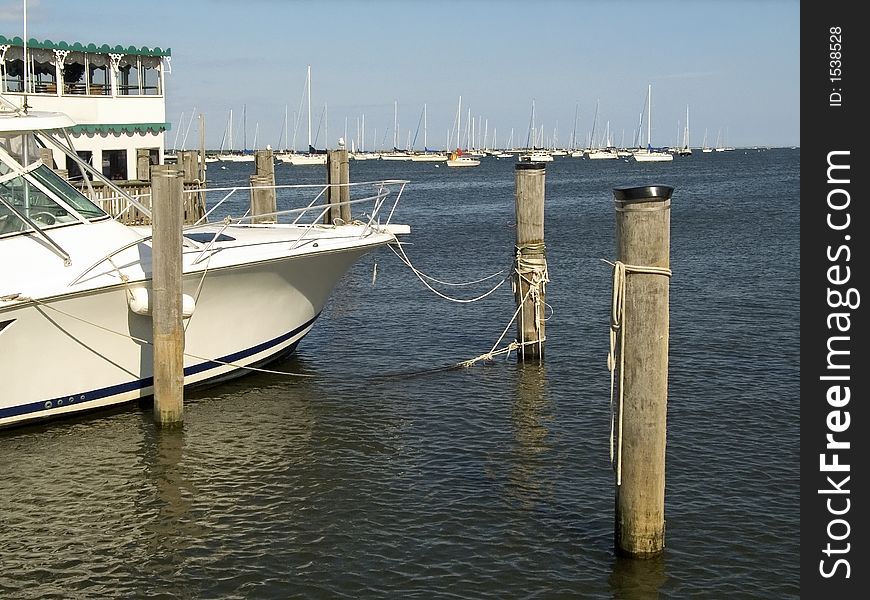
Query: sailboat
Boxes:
[
  {"xmin": 678, "ymin": 105, "xmax": 692, "ymax": 156},
  {"xmin": 279, "ymin": 65, "xmax": 327, "ymax": 166},
  {"xmin": 446, "ymin": 96, "xmax": 480, "ymax": 167},
  {"xmin": 380, "ymin": 100, "xmax": 412, "ymax": 161},
  {"xmin": 633, "ymin": 84, "xmax": 674, "ymax": 162},
  {"xmin": 410, "ymin": 104, "xmax": 447, "ymax": 161},
  {"xmin": 220, "ymin": 105, "xmax": 256, "ymax": 162},
  {"xmin": 702, "ymin": 128, "xmax": 713, "ymax": 153}
]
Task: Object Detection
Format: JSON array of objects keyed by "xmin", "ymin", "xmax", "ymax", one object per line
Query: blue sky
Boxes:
[{"xmin": 2, "ymin": 0, "xmax": 800, "ymax": 149}]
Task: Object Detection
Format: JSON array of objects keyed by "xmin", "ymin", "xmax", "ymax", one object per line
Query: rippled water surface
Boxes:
[{"xmin": 1, "ymin": 150, "xmax": 799, "ymax": 598}]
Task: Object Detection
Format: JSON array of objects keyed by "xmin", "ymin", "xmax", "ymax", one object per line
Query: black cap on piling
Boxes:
[
  {"xmin": 613, "ymin": 185, "xmax": 674, "ymax": 203},
  {"xmin": 516, "ymin": 162, "xmax": 546, "ymax": 171}
]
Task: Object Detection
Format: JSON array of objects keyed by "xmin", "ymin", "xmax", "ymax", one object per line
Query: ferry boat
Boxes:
[{"xmin": 0, "ymin": 34, "xmax": 171, "ymax": 181}]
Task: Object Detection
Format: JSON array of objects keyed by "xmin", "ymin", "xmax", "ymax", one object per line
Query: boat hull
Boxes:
[{"xmin": 0, "ymin": 242, "xmax": 378, "ymax": 428}]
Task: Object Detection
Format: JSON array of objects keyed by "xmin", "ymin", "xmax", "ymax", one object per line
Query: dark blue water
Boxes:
[{"xmin": 0, "ymin": 150, "xmax": 799, "ymax": 598}]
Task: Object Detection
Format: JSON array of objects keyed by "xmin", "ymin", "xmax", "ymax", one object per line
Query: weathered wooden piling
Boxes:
[
  {"xmin": 249, "ymin": 174, "xmax": 276, "ymax": 223},
  {"xmin": 177, "ymin": 150, "xmax": 200, "ymax": 183},
  {"xmin": 611, "ymin": 184, "xmax": 673, "ymax": 558},
  {"xmin": 39, "ymin": 148, "xmax": 54, "ymax": 169},
  {"xmin": 255, "ymin": 148, "xmax": 275, "ymax": 184},
  {"xmin": 150, "ymin": 165, "xmax": 185, "ymax": 426},
  {"xmin": 339, "ymin": 148, "xmax": 351, "ymax": 223},
  {"xmin": 325, "ymin": 149, "xmax": 347, "ymax": 224},
  {"xmin": 514, "ymin": 162, "xmax": 547, "ymax": 360},
  {"xmin": 136, "ymin": 149, "xmax": 151, "ymax": 181},
  {"xmin": 250, "ymin": 149, "xmax": 277, "ymax": 223}
]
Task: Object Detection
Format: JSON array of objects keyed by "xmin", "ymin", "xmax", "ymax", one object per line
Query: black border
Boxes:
[{"xmin": 801, "ymin": 4, "xmax": 867, "ymax": 596}]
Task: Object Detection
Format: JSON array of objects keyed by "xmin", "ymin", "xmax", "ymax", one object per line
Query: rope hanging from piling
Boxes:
[
  {"xmin": 605, "ymin": 259, "xmax": 672, "ymax": 485},
  {"xmin": 388, "ymin": 241, "xmax": 510, "ymax": 303},
  {"xmin": 458, "ymin": 245, "xmax": 551, "ymax": 368}
]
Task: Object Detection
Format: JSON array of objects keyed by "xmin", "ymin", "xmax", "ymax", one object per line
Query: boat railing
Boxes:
[{"xmin": 67, "ymin": 179, "xmax": 409, "ymax": 288}]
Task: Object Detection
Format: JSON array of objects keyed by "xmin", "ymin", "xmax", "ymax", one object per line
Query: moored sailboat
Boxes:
[{"xmin": 632, "ymin": 84, "xmax": 673, "ymax": 163}]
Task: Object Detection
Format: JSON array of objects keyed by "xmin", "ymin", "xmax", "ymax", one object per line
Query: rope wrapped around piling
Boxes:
[
  {"xmin": 607, "ymin": 259, "xmax": 672, "ymax": 485},
  {"xmin": 513, "ymin": 241, "xmax": 549, "ymax": 340}
]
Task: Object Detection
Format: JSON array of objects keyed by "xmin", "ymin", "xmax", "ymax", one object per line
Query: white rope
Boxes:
[
  {"xmin": 604, "ymin": 259, "xmax": 672, "ymax": 485},
  {"xmin": 458, "ymin": 244, "xmax": 549, "ymax": 367},
  {"xmin": 514, "ymin": 242, "xmax": 549, "ymax": 358},
  {"xmin": 388, "ymin": 241, "xmax": 509, "ymax": 303}
]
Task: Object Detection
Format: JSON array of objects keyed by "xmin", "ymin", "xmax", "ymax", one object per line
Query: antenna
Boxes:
[{"xmin": 22, "ymin": 0, "xmax": 30, "ymax": 111}]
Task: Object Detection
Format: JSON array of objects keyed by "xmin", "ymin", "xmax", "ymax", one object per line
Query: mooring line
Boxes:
[
  {"xmin": 603, "ymin": 258, "xmax": 672, "ymax": 485},
  {"xmin": 25, "ymin": 297, "xmax": 314, "ymax": 378}
]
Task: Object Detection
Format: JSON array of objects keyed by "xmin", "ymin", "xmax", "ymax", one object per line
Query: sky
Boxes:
[{"xmin": 1, "ymin": 0, "xmax": 800, "ymax": 150}]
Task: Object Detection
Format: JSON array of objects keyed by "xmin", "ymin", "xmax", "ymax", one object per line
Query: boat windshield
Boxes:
[{"xmin": 0, "ymin": 164, "xmax": 108, "ymax": 237}]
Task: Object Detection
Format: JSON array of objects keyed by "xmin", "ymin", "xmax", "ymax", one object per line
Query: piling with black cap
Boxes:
[
  {"xmin": 610, "ymin": 184, "xmax": 673, "ymax": 558},
  {"xmin": 514, "ymin": 162, "xmax": 548, "ymax": 360},
  {"xmin": 150, "ymin": 165, "xmax": 185, "ymax": 426}
]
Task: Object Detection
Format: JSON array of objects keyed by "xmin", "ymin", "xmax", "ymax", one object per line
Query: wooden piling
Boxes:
[
  {"xmin": 251, "ymin": 149, "xmax": 277, "ymax": 224},
  {"xmin": 249, "ymin": 174, "xmax": 276, "ymax": 223},
  {"xmin": 611, "ymin": 184, "xmax": 673, "ymax": 558},
  {"xmin": 39, "ymin": 148, "xmax": 54, "ymax": 169},
  {"xmin": 339, "ymin": 148, "xmax": 351, "ymax": 223},
  {"xmin": 136, "ymin": 149, "xmax": 151, "ymax": 181},
  {"xmin": 150, "ymin": 165, "xmax": 185, "ymax": 426},
  {"xmin": 514, "ymin": 162, "xmax": 547, "ymax": 360},
  {"xmin": 178, "ymin": 150, "xmax": 198, "ymax": 183},
  {"xmin": 325, "ymin": 149, "xmax": 344, "ymax": 224},
  {"xmin": 255, "ymin": 149, "xmax": 275, "ymax": 184}
]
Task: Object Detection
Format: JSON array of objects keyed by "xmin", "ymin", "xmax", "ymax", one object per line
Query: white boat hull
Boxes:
[
  {"xmin": 632, "ymin": 151, "xmax": 674, "ymax": 162},
  {"xmin": 446, "ymin": 158, "xmax": 480, "ymax": 167},
  {"xmin": 277, "ymin": 153, "xmax": 327, "ymax": 165},
  {"xmin": 1, "ymin": 221, "xmax": 394, "ymax": 428}
]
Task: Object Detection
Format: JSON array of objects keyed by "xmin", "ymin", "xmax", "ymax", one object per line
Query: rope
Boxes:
[
  {"xmin": 23, "ymin": 296, "xmax": 314, "ymax": 378},
  {"xmin": 456, "ymin": 244, "xmax": 550, "ymax": 368},
  {"xmin": 388, "ymin": 241, "xmax": 510, "ymax": 303},
  {"xmin": 604, "ymin": 259, "xmax": 672, "ymax": 485},
  {"xmin": 513, "ymin": 242, "xmax": 549, "ymax": 358}
]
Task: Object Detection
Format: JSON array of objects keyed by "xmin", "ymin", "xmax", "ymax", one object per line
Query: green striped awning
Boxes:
[
  {"xmin": 0, "ymin": 35, "xmax": 171, "ymax": 56},
  {"xmin": 68, "ymin": 123, "xmax": 171, "ymax": 134}
]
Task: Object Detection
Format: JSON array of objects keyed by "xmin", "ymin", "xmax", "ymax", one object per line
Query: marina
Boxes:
[
  {"xmin": 0, "ymin": 1, "xmax": 803, "ymax": 597},
  {"xmin": 1, "ymin": 147, "xmax": 800, "ymax": 597}
]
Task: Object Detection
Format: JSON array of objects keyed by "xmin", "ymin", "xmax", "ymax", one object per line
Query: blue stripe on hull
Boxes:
[{"xmin": 0, "ymin": 313, "xmax": 319, "ymax": 424}]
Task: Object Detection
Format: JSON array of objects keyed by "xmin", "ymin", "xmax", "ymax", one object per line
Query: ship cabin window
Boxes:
[
  {"xmin": 59, "ymin": 54, "xmax": 109, "ymax": 96},
  {"xmin": 141, "ymin": 56, "xmax": 162, "ymax": 95},
  {"xmin": 30, "ymin": 55, "xmax": 57, "ymax": 94},
  {"xmin": 102, "ymin": 149, "xmax": 127, "ymax": 180},
  {"xmin": 65, "ymin": 151, "xmax": 93, "ymax": 183},
  {"xmin": 61, "ymin": 55, "xmax": 87, "ymax": 95},
  {"xmin": 1, "ymin": 58, "xmax": 24, "ymax": 92},
  {"xmin": 87, "ymin": 57, "xmax": 109, "ymax": 96},
  {"xmin": 117, "ymin": 57, "xmax": 140, "ymax": 95},
  {"xmin": 0, "ymin": 48, "xmax": 57, "ymax": 94}
]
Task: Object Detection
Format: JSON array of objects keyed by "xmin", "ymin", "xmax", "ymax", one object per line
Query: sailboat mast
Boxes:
[
  {"xmin": 684, "ymin": 104, "xmax": 690, "ymax": 148},
  {"xmin": 307, "ymin": 65, "xmax": 312, "ymax": 149},
  {"xmin": 457, "ymin": 96, "xmax": 462, "ymax": 150},
  {"xmin": 393, "ymin": 100, "xmax": 398, "ymax": 150},
  {"xmin": 647, "ymin": 83, "xmax": 652, "ymax": 148},
  {"xmin": 423, "ymin": 103, "xmax": 428, "ymax": 151}
]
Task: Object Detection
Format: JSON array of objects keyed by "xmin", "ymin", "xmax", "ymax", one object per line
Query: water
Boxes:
[{"xmin": 0, "ymin": 150, "xmax": 800, "ymax": 599}]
